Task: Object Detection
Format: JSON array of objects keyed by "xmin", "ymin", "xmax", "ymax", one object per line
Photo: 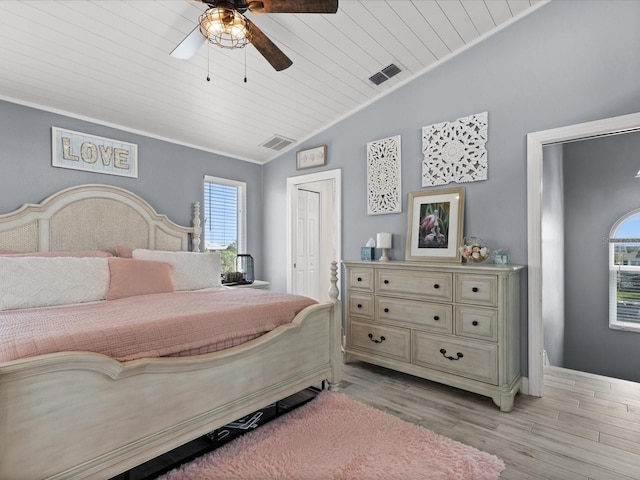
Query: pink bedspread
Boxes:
[{"xmin": 0, "ymin": 289, "xmax": 316, "ymax": 362}]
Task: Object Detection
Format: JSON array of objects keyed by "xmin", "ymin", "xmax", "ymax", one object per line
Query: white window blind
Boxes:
[{"xmin": 203, "ymin": 176, "xmax": 246, "ymax": 271}]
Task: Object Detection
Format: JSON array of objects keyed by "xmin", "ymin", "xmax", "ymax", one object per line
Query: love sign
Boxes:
[{"xmin": 52, "ymin": 127, "xmax": 138, "ymax": 178}]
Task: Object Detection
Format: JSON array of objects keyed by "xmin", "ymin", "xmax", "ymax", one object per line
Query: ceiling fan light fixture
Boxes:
[{"xmin": 199, "ymin": 6, "xmax": 250, "ymax": 50}]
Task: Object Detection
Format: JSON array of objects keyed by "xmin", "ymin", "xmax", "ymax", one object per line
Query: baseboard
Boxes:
[{"xmin": 520, "ymin": 376, "xmax": 530, "ymax": 395}]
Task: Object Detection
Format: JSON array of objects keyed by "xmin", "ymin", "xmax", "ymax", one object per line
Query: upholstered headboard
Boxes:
[{"xmin": 0, "ymin": 184, "xmax": 201, "ymax": 253}]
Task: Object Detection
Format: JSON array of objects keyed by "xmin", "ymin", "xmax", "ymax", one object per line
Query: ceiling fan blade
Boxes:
[
  {"xmin": 246, "ymin": 18, "xmax": 293, "ymax": 71},
  {"xmin": 248, "ymin": 0, "xmax": 338, "ymax": 14},
  {"xmin": 170, "ymin": 24, "xmax": 207, "ymax": 59}
]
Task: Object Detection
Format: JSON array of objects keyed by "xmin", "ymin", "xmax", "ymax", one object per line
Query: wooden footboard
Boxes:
[{"xmin": 0, "ymin": 297, "xmax": 342, "ymax": 480}]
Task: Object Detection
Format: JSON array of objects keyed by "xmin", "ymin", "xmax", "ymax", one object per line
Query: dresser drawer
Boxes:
[
  {"xmin": 348, "ymin": 293, "xmax": 374, "ymax": 319},
  {"xmin": 376, "ymin": 269, "xmax": 452, "ymax": 302},
  {"xmin": 347, "ymin": 267, "xmax": 374, "ymax": 292},
  {"xmin": 348, "ymin": 320, "xmax": 410, "ymax": 362},
  {"xmin": 412, "ymin": 332, "xmax": 498, "ymax": 385},
  {"xmin": 377, "ymin": 297, "xmax": 452, "ymax": 334},
  {"xmin": 455, "ymin": 273, "xmax": 498, "ymax": 307},
  {"xmin": 455, "ymin": 306, "xmax": 498, "ymax": 342}
]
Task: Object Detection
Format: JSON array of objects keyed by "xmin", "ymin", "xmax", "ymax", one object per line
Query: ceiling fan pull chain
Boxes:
[
  {"xmin": 207, "ymin": 42, "xmax": 211, "ymax": 82},
  {"xmin": 244, "ymin": 47, "xmax": 247, "ymax": 84}
]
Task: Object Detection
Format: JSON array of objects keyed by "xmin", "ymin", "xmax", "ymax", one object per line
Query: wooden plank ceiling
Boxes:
[{"xmin": 0, "ymin": 0, "xmax": 543, "ymax": 164}]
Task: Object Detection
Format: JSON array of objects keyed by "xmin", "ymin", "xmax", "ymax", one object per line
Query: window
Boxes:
[
  {"xmin": 609, "ymin": 208, "xmax": 640, "ymax": 332},
  {"xmin": 203, "ymin": 175, "xmax": 246, "ymax": 274}
]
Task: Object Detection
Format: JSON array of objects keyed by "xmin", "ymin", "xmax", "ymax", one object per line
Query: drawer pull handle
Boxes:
[
  {"xmin": 368, "ymin": 333, "xmax": 386, "ymax": 344},
  {"xmin": 357, "ymin": 277, "xmax": 362, "ymax": 282},
  {"xmin": 439, "ymin": 348, "xmax": 463, "ymax": 361},
  {"xmin": 472, "ymin": 320, "xmax": 479, "ymax": 326},
  {"xmin": 434, "ymin": 284, "xmax": 440, "ymax": 289},
  {"xmin": 384, "ymin": 307, "xmax": 389, "ymax": 313},
  {"xmin": 384, "ymin": 279, "xmax": 389, "ymax": 284},
  {"xmin": 357, "ymin": 304, "xmax": 363, "ymax": 309},
  {"xmin": 472, "ymin": 287, "xmax": 479, "ymax": 293},
  {"xmin": 433, "ymin": 315, "xmax": 440, "ymax": 321}
]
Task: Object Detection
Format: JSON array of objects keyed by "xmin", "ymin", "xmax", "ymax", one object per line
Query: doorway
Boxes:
[
  {"xmin": 286, "ymin": 169, "xmax": 342, "ymax": 302},
  {"xmin": 527, "ymin": 112, "xmax": 640, "ymax": 396}
]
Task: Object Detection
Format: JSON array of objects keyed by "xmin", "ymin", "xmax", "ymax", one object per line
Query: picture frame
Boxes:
[
  {"xmin": 405, "ymin": 186, "xmax": 465, "ymax": 262},
  {"xmin": 296, "ymin": 145, "xmax": 327, "ymax": 170}
]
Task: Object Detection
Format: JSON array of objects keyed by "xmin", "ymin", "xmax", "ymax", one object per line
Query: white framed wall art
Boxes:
[
  {"xmin": 421, "ymin": 111, "xmax": 488, "ymax": 187},
  {"xmin": 367, "ymin": 135, "xmax": 401, "ymax": 215},
  {"xmin": 52, "ymin": 127, "xmax": 138, "ymax": 178}
]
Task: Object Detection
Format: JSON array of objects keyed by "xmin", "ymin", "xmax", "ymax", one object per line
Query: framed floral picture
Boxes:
[{"xmin": 405, "ymin": 187, "xmax": 465, "ymax": 262}]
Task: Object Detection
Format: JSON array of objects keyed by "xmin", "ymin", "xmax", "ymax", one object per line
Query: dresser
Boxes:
[{"xmin": 342, "ymin": 260, "xmax": 524, "ymax": 412}]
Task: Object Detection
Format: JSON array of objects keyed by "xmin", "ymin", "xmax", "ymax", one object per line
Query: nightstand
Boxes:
[{"xmin": 227, "ymin": 280, "xmax": 270, "ymax": 290}]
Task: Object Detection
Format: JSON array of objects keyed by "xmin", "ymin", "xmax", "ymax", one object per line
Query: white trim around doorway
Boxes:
[{"xmin": 527, "ymin": 111, "xmax": 640, "ymax": 397}]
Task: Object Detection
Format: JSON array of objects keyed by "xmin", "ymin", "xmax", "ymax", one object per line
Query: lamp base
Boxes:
[{"xmin": 379, "ymin": 248, "xmax": 390, "ymax": 262}]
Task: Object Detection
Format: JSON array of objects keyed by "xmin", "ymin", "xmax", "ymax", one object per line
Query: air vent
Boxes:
[
  {"xmin": 261, "ymin": 134, "xmax": 296, "ymax": 151},
  {"xmin": 382, "ymin": 64, "xmax": 401, "ymax": 79},
  {"xmin": 369, "ymin": 72, "xmax": 387, "ymax": 86},
  {"xmin": 368, "ymin": 63, "xmax": 402, "ymax": 86}
]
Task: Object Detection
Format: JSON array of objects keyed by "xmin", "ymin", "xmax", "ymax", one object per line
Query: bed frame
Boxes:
[{"xmin": 0, "ymin": 184, "xmax": 342, "ymax": 480}]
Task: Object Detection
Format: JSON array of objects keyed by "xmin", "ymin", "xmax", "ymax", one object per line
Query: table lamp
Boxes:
[{"xmin": 376, "ymin": 232, "xmax": 392, "ymax": 262}]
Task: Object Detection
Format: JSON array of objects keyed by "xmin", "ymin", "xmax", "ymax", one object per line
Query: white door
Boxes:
[
  {"xmin": 286, "ymin": 168, "xmax": 342, "ymax": 302},
  {"xmin": 295, "ymin": 188, "xmax": 321, "ymax": 300}
]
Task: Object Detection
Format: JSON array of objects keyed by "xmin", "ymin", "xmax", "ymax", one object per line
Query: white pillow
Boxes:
[
  {"xmin": 0, "ymin": 257, "xmax": 110, "ymax": 311},
  {"xmin": 132, "ymin": 249, "xmax": 221, "ymax": 290}
]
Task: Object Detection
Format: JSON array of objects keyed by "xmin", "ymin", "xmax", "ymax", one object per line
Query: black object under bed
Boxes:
[{"xmin": 109, "ymin": 386, "xmax": 319, "ymax": 480}]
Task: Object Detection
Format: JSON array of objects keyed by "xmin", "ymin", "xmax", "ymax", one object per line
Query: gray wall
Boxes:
[
  {"xmin": 0, "ymin": 100, "xmax": 266, "ymax": 279},
  {"xmin": 262, "ymin": 0, "xmax": 640, "ymax": 377},
  {"xmin": 542, "ymin": 144, "xmax": 565, "ymax": 368},
  {"xmin": 563, "ymin": 132, "xmax": 640, "ymax": 382}
]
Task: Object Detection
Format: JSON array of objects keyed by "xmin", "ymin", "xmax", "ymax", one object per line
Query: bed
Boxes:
[{"xmin": 0, "ymin": 184, "xmax": 342, "ymax": 480}]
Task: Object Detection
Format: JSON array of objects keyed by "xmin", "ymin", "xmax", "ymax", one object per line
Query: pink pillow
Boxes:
[
  {"xmin": 115, "ymin": 245, "xmax": 134, "ymax": 258},
  {"xmin": 107, "ymin": 258, "xmax": 174, "ymax": 300},
  {"xmin": 0, "ymin": 250, "xmax": 112, "ymax": 257}
]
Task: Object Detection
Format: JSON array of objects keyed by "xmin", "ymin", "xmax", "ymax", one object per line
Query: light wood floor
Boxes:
[{"xmin": 339, "ymin": 361, "xmax": 640, "ymax": 480}]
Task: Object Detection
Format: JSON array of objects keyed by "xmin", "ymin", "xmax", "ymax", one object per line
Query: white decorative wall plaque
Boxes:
[
  {"xmin": 421, "ymin": 111, "xmax": 488, "ymax": 187},
  {"xmin": 367, "ymin": 135, "xmax": 401, "ymax": 215},
  {"xmin": 52, "ymin": 127, "xmax": 138, "ymax": 178}
]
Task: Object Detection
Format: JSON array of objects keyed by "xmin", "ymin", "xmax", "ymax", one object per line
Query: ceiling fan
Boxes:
[{"xmin": 170, "ymin": 0, "xmax": 339, "ymax": 71}]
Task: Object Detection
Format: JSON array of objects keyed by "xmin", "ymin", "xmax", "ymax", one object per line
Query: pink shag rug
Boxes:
[{"xmin": 159, "ymin": 391, "xmax": 504, "ymax": 480}]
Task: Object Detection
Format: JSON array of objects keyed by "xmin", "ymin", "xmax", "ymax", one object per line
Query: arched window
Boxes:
[{"xmin": 609, "ymin": 208, "xmax": 640, "ymax": 332}]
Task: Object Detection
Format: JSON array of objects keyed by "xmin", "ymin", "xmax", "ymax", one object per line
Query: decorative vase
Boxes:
[{"xmin": 460, "ymin": 237, "xmax": 490, "ymax": 263}]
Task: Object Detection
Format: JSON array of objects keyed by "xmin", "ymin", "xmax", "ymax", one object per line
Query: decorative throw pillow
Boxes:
[
  {"xmin": 132, "ymin": 249, "xmax": 221, "ymax": 290},
  {"xmin": 115, "ymin": 245, "xmax": 134, "ymax": 258},
  {"xmin": 0, "ymin": 250, "xmax": 113, "ymax": 257},
  {"xmin": 106, "ymin": 258, "xmax": 174, "ymax": 300},
  {"xmin": 0, "ymin": 257, "xmax": 110, "ymax": 311}
]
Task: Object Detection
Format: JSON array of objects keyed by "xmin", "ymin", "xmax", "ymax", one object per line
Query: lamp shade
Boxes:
[
  {"xmin": 376, "ymin": 232, "xmax": 392, "ymax": 249},
  {"xmin": 199, "ymin": 6, "xmax": 249, "ymax": 49}
]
